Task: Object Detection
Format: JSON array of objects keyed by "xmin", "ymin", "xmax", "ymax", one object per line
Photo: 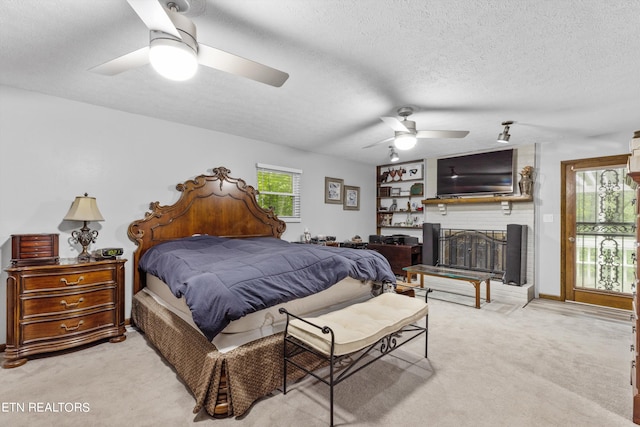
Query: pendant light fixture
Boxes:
[
  {"xmin": 497, "ymin": 121, "xmax": 514, "ymax": 143},
  {"xmin": 389, "ymin": 146, "xmax": 400, "ymax": 162}
]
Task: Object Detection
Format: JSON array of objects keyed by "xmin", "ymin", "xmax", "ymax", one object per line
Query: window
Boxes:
[{"xmin": 256, "ymin": 163, "xmax": 302, "ymax": 222}]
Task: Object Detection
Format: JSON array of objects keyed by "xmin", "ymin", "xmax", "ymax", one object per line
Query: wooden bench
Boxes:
[{"xmin": 279, "ymin": 292, "xmax": 428, "ymax": 426}]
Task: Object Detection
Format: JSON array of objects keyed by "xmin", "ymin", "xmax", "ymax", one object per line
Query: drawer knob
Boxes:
[
  {"xmin": 60, "ymin": 297, "xmax": 84, "ymax": 309},
  {"xmin": 60, "ymin": 320, "xmax": 84, "ymax": 332},
  {"xmin": 60, "ymin": 276, "xmax": 84, "ymax": 286}
]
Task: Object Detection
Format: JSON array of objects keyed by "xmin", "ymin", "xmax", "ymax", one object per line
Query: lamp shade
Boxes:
[{"xmin": 64, "ymin": 194, "xmax": 105, "ymax": 222}]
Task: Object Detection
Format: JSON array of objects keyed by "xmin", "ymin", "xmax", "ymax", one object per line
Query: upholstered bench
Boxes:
[{"xmin": 279, "ymin": 292, "xmax": 428, "ymax": 427}]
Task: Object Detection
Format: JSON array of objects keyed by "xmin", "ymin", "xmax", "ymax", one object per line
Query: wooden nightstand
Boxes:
[{"xmin": 3, "ymin": 258, "xmax": 126, "ymax": 368}]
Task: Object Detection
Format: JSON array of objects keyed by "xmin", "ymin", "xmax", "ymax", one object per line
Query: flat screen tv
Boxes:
[{"xmin": 436, "ymin": 149, "xmax": 515, "ymax": 197}]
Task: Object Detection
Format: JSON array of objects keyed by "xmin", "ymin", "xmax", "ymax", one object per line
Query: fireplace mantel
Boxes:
[{"xmin": 421, "ymin": 194, "xmax": 533, "ymax": 205}]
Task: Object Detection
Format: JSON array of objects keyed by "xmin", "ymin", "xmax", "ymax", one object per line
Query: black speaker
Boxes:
[
  {"xmin": 503, "ymin": 224, "xmax": 527, "ymax": 285},
  {"xmin": 422, "ymin": 223, "xmax": 440, "ymax": 266}
]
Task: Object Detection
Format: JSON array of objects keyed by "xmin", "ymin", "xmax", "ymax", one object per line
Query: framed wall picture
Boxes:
[
  {"xmin": 343, "ymin": 185, "xmax": 360, "ymax": 210},
  {"xmin": 325, "ymin": 177, "xmax": 344, "ymax": 204}
]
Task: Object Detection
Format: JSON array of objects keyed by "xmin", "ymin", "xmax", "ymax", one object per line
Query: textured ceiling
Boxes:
[{"xmin": 1, "ymin": 0, "xmax": 639, "ymax": 165}]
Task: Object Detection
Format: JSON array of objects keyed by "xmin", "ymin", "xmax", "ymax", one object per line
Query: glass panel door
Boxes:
[
  {"xmin": 574, "ymin": 167, "xmax": 636, "ymax": 294},
  {"xmin": 563, "ymin": 154, "xmax": 635, "ymax": 309}
]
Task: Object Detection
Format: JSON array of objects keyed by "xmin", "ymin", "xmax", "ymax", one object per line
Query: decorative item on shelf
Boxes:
[
  {"xmin": 379, "ymin": 170, "xmax": 390, "ymax": 183},
  {"xmin": 379, "ymin": 213, "xmax": 392, "ymax": 227},
  {"xmin": 63, "ymin": 193, "xmax": 105, "ymax": 263},
  {"xmin": 391, "ymin": 187, "xmax": 401, "ymax": 196},
  {"xmin": 410, "ymin": 183, "xmax": 424, "ymax": 196},
  {"xmin": 406, "ymin": 211, "xmax": 413, "ymax": 226},
  {"xmin": 389, "ymin": 199, "xmax": 398, "ymax": 212},
  {"xmin": 518, "ymin": 166, "xmax": 534, "ymax": 196},
  {"xmin": 388, "ymin": 168, "xmax": 398, "ymax": 182},
  {"xmin": 378, "ymin": 186, "xmax": 391, "ymax": 197},
  {"xmin": 406, "ymin": 162, "xmax": 424, "ymax": 180}
]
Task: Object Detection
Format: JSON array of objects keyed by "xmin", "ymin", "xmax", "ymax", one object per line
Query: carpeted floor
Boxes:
[{"xmin": 0, "ymin": 297, "xmax": 636, "ymax": 427}]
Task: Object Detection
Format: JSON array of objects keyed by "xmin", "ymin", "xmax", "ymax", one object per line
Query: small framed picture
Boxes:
[
  {"xmin": 343, "ymin": 185, "xmax": 360, "ymax": 211},
  {"xmin": 391, "ymin": 187, "xmax": 401, "ymax": 196},
  {"xmin": 325, "ymin": 177, "xmax": 344, "ymax": 204}
]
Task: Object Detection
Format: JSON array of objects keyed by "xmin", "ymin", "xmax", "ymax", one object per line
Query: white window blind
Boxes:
[{"xmin": 256, "ymin": 163, "xmax": 302, "ymax": 222}]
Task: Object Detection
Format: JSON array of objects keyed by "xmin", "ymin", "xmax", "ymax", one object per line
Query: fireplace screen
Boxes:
[{"xmin": 439, "ymin": 229, "xmax": 507, "ymax": 278}]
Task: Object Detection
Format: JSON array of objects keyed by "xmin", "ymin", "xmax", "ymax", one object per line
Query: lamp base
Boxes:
[{"xmin": 77, "ymin": 250, "xmax": 91, "ymax": 263}]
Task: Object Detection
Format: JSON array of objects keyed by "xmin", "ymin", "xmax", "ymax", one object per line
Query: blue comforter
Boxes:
[{"xmin": 139, "ymin": 236, "xmax": 395, "ymax": 340}]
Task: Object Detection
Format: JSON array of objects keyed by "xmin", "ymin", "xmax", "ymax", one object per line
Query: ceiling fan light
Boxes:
[
  {"xmin": 149, "ymin": 38, "xmax": 198, "ymax": 81},
  {"xmin": 394, "ymin": 133, "xmax": 417, "ymax": 150}
]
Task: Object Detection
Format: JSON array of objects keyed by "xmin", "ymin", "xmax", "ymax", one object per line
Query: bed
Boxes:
[{"xmin": 127, "ymin": 166, "xmax": 395, "ymax": 418}]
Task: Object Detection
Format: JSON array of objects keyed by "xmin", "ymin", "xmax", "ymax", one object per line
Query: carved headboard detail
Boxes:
[{"xmin": 127, "ymin": 166, "xmax": 286, "ymax": 293}]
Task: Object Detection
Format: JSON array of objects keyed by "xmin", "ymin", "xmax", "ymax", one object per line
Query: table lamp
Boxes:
[{"xmin": 63, "ymin": 193, "xmax": 105, "ymax": 262}]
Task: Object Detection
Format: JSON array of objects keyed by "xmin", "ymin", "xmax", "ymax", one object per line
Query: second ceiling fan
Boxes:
[{"xmin": 365, "ymin": 107, "xmax": 469, "ymax": 150}]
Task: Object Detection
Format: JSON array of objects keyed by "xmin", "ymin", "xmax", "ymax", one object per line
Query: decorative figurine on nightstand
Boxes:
[{"xmin": 519, "ymin": 166, "xmax": 534, "ymax": 196}]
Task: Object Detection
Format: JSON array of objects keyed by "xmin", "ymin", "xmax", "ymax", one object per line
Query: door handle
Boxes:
[{"xmin": 568, "ymin": 237, "xmax": 576, "ymax": 242}]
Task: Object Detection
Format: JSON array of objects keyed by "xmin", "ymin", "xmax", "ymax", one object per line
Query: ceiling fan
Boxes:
[
  {"xmin": 364, "ymin": 107, "xmax": 469, "ymax": 150},
  {"xmin": 90, "ymin": 0, "xmax": 289, "ymax": 86}
]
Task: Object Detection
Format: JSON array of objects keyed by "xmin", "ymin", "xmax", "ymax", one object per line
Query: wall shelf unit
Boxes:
[{"xmin": 376, "ymin": 159, "xmax": 425, "ymax": 235}]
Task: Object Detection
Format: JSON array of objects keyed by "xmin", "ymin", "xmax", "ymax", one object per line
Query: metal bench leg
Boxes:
[{"xmin": 329, "ymin": 353, "xmax": 335, "ymax": 427}]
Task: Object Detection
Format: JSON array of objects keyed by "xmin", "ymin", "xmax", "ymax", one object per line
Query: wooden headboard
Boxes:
[{"xmin": 127, "ymin": 166, "xmax": 286, "ymax": 294}]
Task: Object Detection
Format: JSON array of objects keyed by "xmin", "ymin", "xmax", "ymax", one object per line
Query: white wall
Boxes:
[
  {"xmin": 535, "ymin": 136, "xmax": 630, "ymax": 297},
  {"xmin": 0, "ymin": 85, "xmax": 374, "ymax": 344}
]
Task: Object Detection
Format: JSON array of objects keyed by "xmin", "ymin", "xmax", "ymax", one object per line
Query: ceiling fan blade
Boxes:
[
  {"xmin": 89, "ymin": 47, "xmax": 150, "ymax": 75},
  {"xmin": 127, "ymin": 0, "xmax": 181, "ymax": 39},
  {"xmin": 416, "ymin": 130, "xmax": 469, "ymax": 139},
  {"xmin": 380, "ymin": 116, "xmax": 409, "ymax": 132},
  {"xmin": 362, "ymin": 136, "xmax": 394, "ymax": 149},
  {"xmin": 198, "ymin": 44, "xmax": 289, "ymax": 87}
]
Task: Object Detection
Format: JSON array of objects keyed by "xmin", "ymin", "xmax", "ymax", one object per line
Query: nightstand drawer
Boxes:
[
  {"xmin": 21, "ymin": 287, "xmax": 115, "ymax": 318},
  {"xmin": 22, "ymin": 269, "xmax": 114, "ymax": 292},
  {"xmin": 21, "ymin": 309, "xmax": 116, "ymax": 343}
]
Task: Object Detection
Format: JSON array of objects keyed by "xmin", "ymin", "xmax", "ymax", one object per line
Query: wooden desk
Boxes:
[
  {"xmin": 367, "ymin": 243, "xmax": 422, "ymax": 277},
  {"xmin": 403, "ymin": 264, "xmax": 491, "ymax": 309}
]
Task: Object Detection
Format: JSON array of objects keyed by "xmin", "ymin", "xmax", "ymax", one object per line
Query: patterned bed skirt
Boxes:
[{"xmin": 131, "ymin": 291, "xmax": 324, "ymax": 417}]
